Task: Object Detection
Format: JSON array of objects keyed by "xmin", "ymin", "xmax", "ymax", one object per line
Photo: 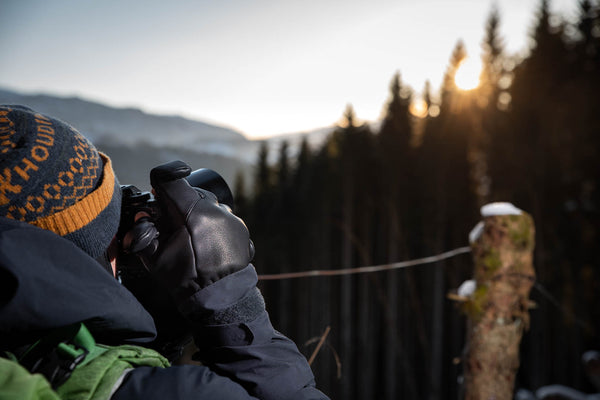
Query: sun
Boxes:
[
  {"xmin": 409, "ymin": 98, "xmax": 428, "ymax": 118},
  {"xmin": 454, "ymin": 57, "xmax": 482, "ymax": 91}
]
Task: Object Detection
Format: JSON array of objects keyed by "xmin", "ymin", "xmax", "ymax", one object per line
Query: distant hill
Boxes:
[
  {"xmin": 0, "ymin": 88, "xmax": 337, "ymax": 192},
  {"xmin": 0, "ymin": 88, "xmax": 247, "ymax": 148},
  {"xmin": 0, "ymin": 88, "xmax": 261, "ymax": 191},
  {"xmin": 96, "ymin": 141, "xmax": 252, "ymax": 194}
]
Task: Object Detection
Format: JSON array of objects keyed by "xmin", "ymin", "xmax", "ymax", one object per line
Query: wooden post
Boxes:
[{"xmin": 463, "ymin": 203, "xmax": 536, "ymax": 400}]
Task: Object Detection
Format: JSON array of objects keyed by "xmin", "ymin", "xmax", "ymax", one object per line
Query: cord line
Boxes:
[{"xmin": 257, "ymin": 246, "xmax": 472, "ymax": 280}]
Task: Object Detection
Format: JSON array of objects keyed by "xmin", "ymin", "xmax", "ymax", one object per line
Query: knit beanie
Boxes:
[{"xmin": 0, "ymin": 105, "xmax": 121, "ymax": 259}]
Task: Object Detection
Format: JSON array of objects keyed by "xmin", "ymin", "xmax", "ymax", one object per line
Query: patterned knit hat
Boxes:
[{"xmin": 0, "ymin": 105, "xmax": 121, "ymax": 259}]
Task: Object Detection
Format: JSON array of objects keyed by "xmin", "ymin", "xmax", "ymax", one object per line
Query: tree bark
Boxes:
[{"xmin": 464, "ymin": 210, "xmax": 536, "ymax": 400}]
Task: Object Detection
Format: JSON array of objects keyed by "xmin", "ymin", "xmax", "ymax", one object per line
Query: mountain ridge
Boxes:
[
  {"xmin": 0, "ymin": 88, "xmax": 248, "ymax": 147},
  {"xmin": 0, "ymin": 88, "xmax": 336, "ymax": 191},
  {"xmin": 0, "ymin": 88, "xmax": 340, "ymax": 162}
]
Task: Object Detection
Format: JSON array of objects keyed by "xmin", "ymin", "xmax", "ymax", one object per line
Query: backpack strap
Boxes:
[{"xmin": 18, "ymin": 324, "xmax": 103, "ymax": 389}]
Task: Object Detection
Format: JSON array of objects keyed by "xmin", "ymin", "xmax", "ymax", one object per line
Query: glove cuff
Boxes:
[
  {"xmin": 186, "ymin": 287, "xmax": 265, "ymax": 325},
  {"xmin": 178, "ymin": 264, "xmax": 264, "ymax": 325}
]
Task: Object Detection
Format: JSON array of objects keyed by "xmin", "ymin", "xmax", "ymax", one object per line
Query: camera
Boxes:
[
  {"xmin": 115, "ymin": 165, "xmax": 234, "ymax": 358},
  {"xmin": 118, "ymin": 167, "xmax": 234, "ymax": 242}
]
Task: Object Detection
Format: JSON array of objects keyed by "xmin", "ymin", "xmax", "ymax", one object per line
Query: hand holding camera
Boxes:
[{"xmin": 122, "ymin": 160, "xmax": 255, "ymax": 305}]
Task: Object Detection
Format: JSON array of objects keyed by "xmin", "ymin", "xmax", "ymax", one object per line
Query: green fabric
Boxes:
[
  {"xmin": 19, "ymin": 324, "xmax": 98, "ymax": 368},
  {"xmin": 0, "ymin": 357, "xmax": 61, "ymax": 400},
  {"xmin": 55, "ymin": 344, "xmax": 170, "ymax": 400},
  {"xmin": 2, "ymin": 323, "xmax": 169, "ymax": 400},
  {"xmin": 59, "ymin": 324, "xmax": 108, "ymax": 366}
]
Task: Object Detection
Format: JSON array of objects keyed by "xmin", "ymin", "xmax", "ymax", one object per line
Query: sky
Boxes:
[{"xmin": 0, "ymin": 0, "xmax": 580, "ymax": 139}]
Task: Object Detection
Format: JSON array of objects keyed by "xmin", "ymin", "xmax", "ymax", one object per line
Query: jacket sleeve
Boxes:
[
  {"xmin": 176, "ymin": 264, "xmax": 330, "ymax": 400},
  {"xmin": 112, "ymin": 364, "xmax": 260, "ymax": 400}
]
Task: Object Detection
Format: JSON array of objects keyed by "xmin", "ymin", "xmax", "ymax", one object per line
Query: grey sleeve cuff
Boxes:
[
  {"xmin": 178, "ymin": 264, "xmax": 265, "ymax": 326},
  {"xmin": 192, "ymin": 287, "xmax": 265, "ymax": 325}
]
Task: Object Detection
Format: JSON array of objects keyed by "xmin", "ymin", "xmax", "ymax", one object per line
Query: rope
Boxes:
[
  {"xmin": 256, "ymin": 245, "xmax": 591, "ymax": 332},
  {"xmin": 257, "ymin": 246, "xmax": 472, "ymax": 280}
]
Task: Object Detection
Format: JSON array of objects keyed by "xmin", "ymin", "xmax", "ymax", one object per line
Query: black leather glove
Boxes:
[{"xmin": 124, "ymin": 161, "xmax": 255, "ymax": 304}]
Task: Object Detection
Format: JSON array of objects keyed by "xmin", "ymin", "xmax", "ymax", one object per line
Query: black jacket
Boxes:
[{"xmin": 0, "ymin": 218, "xmax": 328, "ymax": 400}]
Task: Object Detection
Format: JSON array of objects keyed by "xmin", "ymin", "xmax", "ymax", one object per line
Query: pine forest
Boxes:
[{"xmin": 232, "ymin": 1, "xmax": 600, "ymax": 398}]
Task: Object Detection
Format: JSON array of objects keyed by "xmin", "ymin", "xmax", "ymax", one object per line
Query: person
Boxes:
[{"xmin": 0, "ymin": 105, "xmax": 329, "ymax": 400}]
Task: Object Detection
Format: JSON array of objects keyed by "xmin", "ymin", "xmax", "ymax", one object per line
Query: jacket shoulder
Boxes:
[{"xmin": 0, "ymin": 217, "xmax": 157, "ymax": 348}]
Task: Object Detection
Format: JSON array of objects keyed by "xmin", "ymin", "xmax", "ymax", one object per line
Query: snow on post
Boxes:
[{"xmin": 463, "ymin": 202, "xmax": 536, "ymax": 400}]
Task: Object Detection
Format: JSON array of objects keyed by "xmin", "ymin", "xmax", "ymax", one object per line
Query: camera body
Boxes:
[
  {"xmin": 116, "ymin": 167, "xmax": 234, "ymax": 356},
  {"xmin": 118, "ymin": 168, "xmax": 234, "ymax": 242}
]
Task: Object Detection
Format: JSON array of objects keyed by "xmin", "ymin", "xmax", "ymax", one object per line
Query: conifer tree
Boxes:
[
  {"xmin": 379, "ymin": 76, "xmax": 425, "ymax": 398},
  {"xmin": 233, "ymin": 171, "xmax": 249, "ymax": 220},
  {"xmin": 271, "ymin": 140, "xmax": 294, "ymax": 332},
  {"xmin": 277, "ymin": 140, "xmax": 290, "ymax": 188},
  {"xmin": 290, "ymin": 136, "xmax": 315, "ymax": 268},
  {"xmin": 478, "ymin": 7, "xmax": 507, "ymax": 204},
  {"xmin": 525, "ymin": 0, "xmax": 567, "ymax": 87},
  {"xmin": 376, "ymin": 72, "xmax": 413, "ymax": 261},
  {"xmin": 249, "ymin": 141, "xmax": 274, "ymax": 277},
  {"xmin": 496, "ymin": 1, "xmax": 596, "ymax": 388},
  {"xmin": 293, "ymin": 137, "xmax": 312, "ymax": 191},
  {"xmin": 479, "ymin": 6, "xmax": 505, "ymax": 105},
  {"xmin": 576, "ymin": 0, "xmax": 600, "ymax": 65},
  {"xmin": 440, "ymin": 40, "xmax": 467, "ymax": 113},
  {"xmin": 255, "ymin": 141, "xmax": 272, "ymax": 196},
  {"xmin": 379, "ymin": 72, "xmax": 412, "ymax": 151},
  {"xmin": 423, "ymin": 80, "xmax": 433, "ymax": 110},
  {"xmin": 418, "ymin": 39, "xmax": 480, "ymax": 399},
  {"xmin": 325, "ymin": 104, "xmax": 380, "ymax": 399}
]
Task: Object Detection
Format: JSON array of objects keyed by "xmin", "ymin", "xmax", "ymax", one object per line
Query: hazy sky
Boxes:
[{"xmin": 0, "ymin": 0, "xmax": 579, "ymax": 138}]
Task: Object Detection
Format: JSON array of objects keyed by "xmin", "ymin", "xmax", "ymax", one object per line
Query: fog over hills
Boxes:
[{"xmin": 0, "ymin": 88, "xmax": 334, "ymax": 192}]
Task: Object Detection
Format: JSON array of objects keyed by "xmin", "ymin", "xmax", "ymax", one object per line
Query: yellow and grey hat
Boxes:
[{"xmin": 0, "ymin": 105, "xmax": 121, "ymax": 258}]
